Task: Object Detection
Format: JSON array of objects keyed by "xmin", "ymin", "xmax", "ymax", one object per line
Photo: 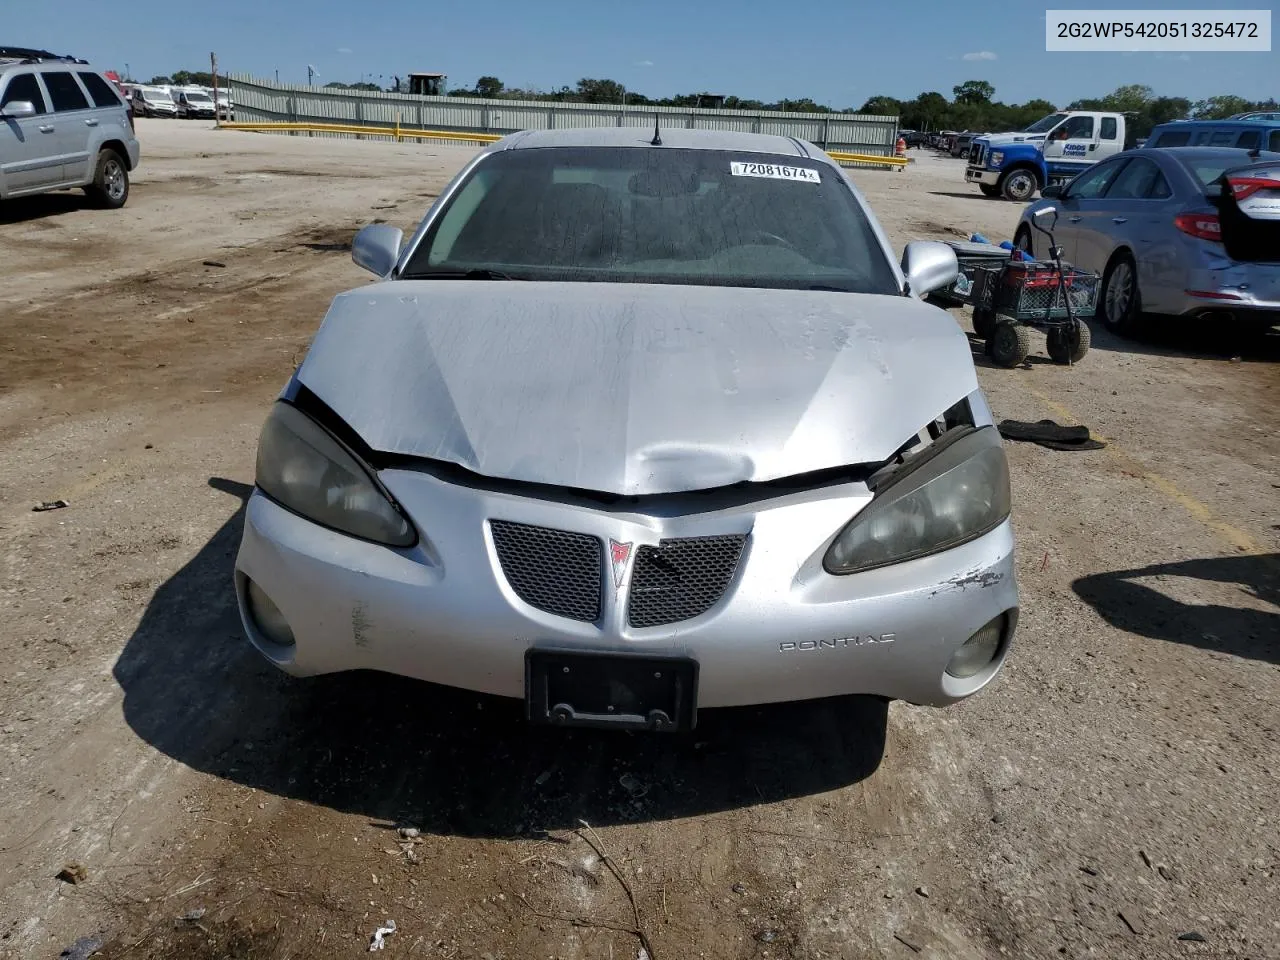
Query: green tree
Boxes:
[
  {"xmin": 1193, "ymin": 94, "xmax": 1254, "ymax": 119},
  {"xmin": 953, "ymin": 80, "xmax": 995, "ymax": 106},
  {"xmin": 171, "ymin": 70, "xmax": 214, "ymax": 87},
  {"xmin": 148, "ymin": 75, "xmax": 172, "ymax": 85},
  {"xmin": 859, "ymin": 95, "xmax": 901, "ymax": 117},
  {"xmin": 475, "ymin": 76, "xmax": 504, "ymax": 98},
  {"xmin": 1105, "ymin": 84, "xmax": 1154, "ymax": 113},
  {"xmin": 902, "ymin": 91, "xmax": 949, "ymax": 129},
  {"xmin": 575, "ymin": 78, "xmax": 626, "ymax": 103},
  {"xmin": 323, "ymin": 81, "xmax": 382, "ymax": 92}
]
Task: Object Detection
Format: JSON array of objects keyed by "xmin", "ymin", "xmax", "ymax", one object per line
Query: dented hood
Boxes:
[{"xmin": 295, "ymin": 281, "xmax": 978, "ymax": 496}]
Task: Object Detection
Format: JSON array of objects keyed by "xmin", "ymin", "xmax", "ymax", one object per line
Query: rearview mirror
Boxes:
[
  {"xmin": 1041, "ymin": 184, "xmax": 1063, "ymax": 199},
  {"xmin": 901, "ymin": 240, "xmax": 959, "ymax": 297},
  {"xmin": 351, "ymin": 223, "xmax": 404, "ymax": 277},
  {"xmin": 0, "ymin": 100, "xmax": 37, "ymax": 119}
]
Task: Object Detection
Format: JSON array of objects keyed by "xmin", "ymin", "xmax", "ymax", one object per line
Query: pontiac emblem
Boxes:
[{"xmin": 609, "ymin": 539, "xmax": 633, "ymax": 590}]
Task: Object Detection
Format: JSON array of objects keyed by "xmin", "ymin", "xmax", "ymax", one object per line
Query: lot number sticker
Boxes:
[{"xmin": 730, "ymin": 161, "xmax": 821, "ymax": 183}]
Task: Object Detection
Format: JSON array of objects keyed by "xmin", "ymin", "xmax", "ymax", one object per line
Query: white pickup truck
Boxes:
[{"xmin": 964, "ymin": 111, "xmax": 1131, "ymax": 201}]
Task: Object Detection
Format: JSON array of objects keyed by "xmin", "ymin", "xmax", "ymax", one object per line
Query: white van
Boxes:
[
  {"xmin": 132, "ymin": 84, "xmax": 176, "ymax": 117},
  {"xmin": 172, "ymin": 86, "xmax": 216, "ymax": 119}
]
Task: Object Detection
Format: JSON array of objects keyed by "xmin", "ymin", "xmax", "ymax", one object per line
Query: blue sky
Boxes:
[{"xmin": 14, "ymin": 0, "xmax": 1278, "ymax": 107}]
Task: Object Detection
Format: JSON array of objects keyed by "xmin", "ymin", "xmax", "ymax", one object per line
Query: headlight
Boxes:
[
  {"xmin": 255, "ymin": 402, "xmax": 416, "ymax": 547},
  {"xmin": 990, "ymin": 151, "xmax": 1004, "ymax": 167},
  {"xmin": 824, "ymin": 426, "xmax": 1011, "ymax": 575}
]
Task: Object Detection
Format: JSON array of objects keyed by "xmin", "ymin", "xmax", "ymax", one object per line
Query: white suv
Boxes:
[{"xmin": 0, "ymin": 47, "xmax": 141, "ymax": 208}]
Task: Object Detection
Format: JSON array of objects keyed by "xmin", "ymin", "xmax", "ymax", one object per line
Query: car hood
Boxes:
[
  {"xmin": 294, "ymin": 281, "xmax": 979, "ymax": 496},
  {"xmin": 980, "ymin": 132, "xmax": 1046, "ymax": 147}
]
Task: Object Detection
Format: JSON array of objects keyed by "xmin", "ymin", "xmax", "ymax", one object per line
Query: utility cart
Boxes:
[{"xmin": 970, "ymin": 208, "xmax": 1100, "ymax": 368}]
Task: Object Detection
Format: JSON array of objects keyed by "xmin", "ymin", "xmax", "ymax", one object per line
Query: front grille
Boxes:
[
  {"xmin": 490, "ymin": 521, "xmax": 601, "ymax": 623},
  {"xmin": 627, "ymin": 535, "xmax": 747, "ymax": 628},
  {"xmin": 970, "ymin": 143, "xmax": 985, "ymax": 166}
]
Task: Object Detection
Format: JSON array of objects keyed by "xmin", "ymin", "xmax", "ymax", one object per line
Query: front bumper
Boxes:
[
  {"xmin": 965, "ymin": 167, "xmax": 1000, "ymax": 187},
  {"xmin": 235, "ymin": 470, "xmax": 1020, "ymax": 710}
]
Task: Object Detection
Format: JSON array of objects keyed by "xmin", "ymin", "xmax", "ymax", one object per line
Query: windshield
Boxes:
[
  {"xmin": 401, "ymin": 146, "xmax": 899, "ymax": 294},
  {"xmin": 1024, "ymin": 113, "xmax": 1068, "ymax": 134},
  {"xmin": 187, "ymin": 92, "xmax": 212, "ymax": 101}
]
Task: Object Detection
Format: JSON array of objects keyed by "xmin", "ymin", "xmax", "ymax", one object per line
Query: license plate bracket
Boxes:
[{"xmin": 525, "ymin": 649, "xmax": 698, "ymax": 732}]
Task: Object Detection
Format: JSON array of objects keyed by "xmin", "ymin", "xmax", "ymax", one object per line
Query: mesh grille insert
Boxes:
[
  {"xmin": 490, "ymin": 521, "xmax": 601, "ymax": 623},
  {"xmin": 627, "ymin": 535, "xmax": 747, "ymax": 628}
]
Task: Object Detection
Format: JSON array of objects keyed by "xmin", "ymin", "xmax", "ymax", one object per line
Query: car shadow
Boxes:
[
  {"xmin": 964, "ymin": 331, "xmax": 1058, "ymax": 370},
  {"xmin": 1073, "ymin": 554, "xmax": 1280, "ymax": 665},
  {"xmin": 113, "ymin": 478, "xmax": 889, "ymax": 838},
  {"xmin": 0, "ymin": 191, "xmax": 92, "ymax": 224},
  {"xmin": 1082, "ymin": 315, "xmax": 1280, "ymax": 363},
  {"xmin": 927, "ymin": 191, "xmax": 1005, "ymax": 202}
]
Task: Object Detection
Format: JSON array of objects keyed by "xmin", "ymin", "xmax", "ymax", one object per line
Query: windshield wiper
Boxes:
[{"xmin": 407, "ymin": 268, "xmax": 524, "ymax": 281}]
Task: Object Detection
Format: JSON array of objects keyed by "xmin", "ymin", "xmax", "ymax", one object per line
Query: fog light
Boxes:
[
  {"xmin": 246, "ymin": 578, "xmax": 295, "ymax": 647},
  {"xmin": 946, "ymin": 615, "xmax": 1004, "ymax": 679}
]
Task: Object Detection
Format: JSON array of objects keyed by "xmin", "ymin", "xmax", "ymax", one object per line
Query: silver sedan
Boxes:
[
  {"xmin": 1014, "ymin": 146, "xmax": 1280, "ymax": 337},
  {"xmin": 234, "ymin": 127, "xmax": 1019, "ymax": 732}
]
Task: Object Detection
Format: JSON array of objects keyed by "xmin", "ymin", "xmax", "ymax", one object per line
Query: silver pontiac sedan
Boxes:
[
  {"xmin": 234, "ymin": 127, "xmax": 1019, "ymax": 731},
  {"xmin": 1014, "ymin": 146, "xmax": 1280, "ymax": 337}
]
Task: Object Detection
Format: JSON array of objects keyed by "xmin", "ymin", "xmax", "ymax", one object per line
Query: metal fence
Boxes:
[{"xmin": 225, "ymin": 76, "xmax": 899, "ymax": 167}]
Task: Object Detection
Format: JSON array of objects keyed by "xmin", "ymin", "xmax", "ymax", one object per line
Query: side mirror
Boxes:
[
  {"xmin": 0, "ymin": 100, "xmax": 37, "ymax": 119},
  {"xmin": 1041, "ymin": 184, "xmax": 1063, "ymax": 199},
  {"xmin": 901, "ymin": 240, "xmax": 959, "ymax": 297},
  {"xmin": 351, "ymin": 223, "xmax": 404, "ymax": 277}
]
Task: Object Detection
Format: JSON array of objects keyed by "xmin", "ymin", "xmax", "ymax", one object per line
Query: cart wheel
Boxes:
[
  {"xmin": 1047, "ymin": 320, "xmax": 1092, "ymax": 364},
  {"xmin": 988, "ymin": 321, "xmax": 1032, "ymax": 368},
  {"xmin": 972, "ymin": 306, "xmax": 997, "ymax": 339}
]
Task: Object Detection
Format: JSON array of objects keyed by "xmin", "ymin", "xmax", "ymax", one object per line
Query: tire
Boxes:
[
  {"xmin": 1047, "ymin": 319, "xmax": 1092, "ymax": 364},
  {"xmin": 1099, "ymin": 253, "xmax": 1142, "ymax": 336},
  {"xmin": 988, "ymin": 321, "xmax": 1032, "ymax": 368},
  {"xmin": 1013, "ymin": 225, "xmax": 1034, "ymax": 259},
  {"xmin": 979, "ymin": 183, "xmax": 1001, "ymax": 198},
  {"xmin": 972, "ymin": 305, "xmax": 997, "ymax": 338},
  {"xmin": 85, "ymin": 150, "xmax": 129, "ymax": 209},
  {"xmin": 999, "ymin": 167, "xmax": 1040, "ymax": 203}
]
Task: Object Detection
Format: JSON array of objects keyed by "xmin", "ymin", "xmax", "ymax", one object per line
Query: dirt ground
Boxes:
[{"xmin": 1, "ymin": 119, "xmax": 1277, "ymax": 960}]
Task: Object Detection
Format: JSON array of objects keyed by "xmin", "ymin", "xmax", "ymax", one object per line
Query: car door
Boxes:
[
  {"xmin": 39, "ymin": 70, "xmax": 96, "ymax": 184},
  {"xmin": 0, "ymin": 71, "xmax": 61, "ymax": 194},
  {"xmin": 1042, "ymin": 114, "xmax": 1098, "ymax": 180},
  {"xmin": 1074, "ymin": 155, "xmax": 1176, "ymax": 275},
  {"xmin": 1052, "ymin": 157, "xmax": 1130, "ymax": 267}
]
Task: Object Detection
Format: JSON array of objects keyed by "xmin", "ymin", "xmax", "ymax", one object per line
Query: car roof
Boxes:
[
  {"xmin": 1132, "ymin": 145, "xmax": 1280, "ymax": 168},
  {"xmin": 500, "ymin": 126, "xmax": 819, "ymax": 158},
  {"xmin": 1152, "ymin": 118, "xmax": 1280, "ymax": 129},
  {"xmin": 1147, "ymin": 145, "xmax": 1273, "ymax": 156}
]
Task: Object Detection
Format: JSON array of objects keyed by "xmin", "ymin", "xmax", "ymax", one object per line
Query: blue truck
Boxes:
[{"xmin": 964, "ymin": 110, "xmax": 1130, "ymax": 201}]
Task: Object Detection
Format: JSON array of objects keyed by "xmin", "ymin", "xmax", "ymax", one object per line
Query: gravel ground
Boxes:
[{"xmin": 1, "ymin": 119, "xmax": 1277, "ymax": 960}]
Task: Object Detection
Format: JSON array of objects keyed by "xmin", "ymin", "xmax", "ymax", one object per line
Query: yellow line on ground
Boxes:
[{"xmin": 1026, "ymin": 387, "xmax": 1263, "ymax": 555}]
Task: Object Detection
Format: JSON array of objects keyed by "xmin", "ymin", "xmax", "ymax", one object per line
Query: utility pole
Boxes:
[{"xmin": 210, "ymin": 51, "xmax": 220, "ymax": 127}]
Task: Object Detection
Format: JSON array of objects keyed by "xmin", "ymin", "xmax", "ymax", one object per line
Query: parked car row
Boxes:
[
  {"xmin": 120, "ymin": 81, "xmax": 232, "ymax": 120},
  {"xmin": 914, "ymin": 131, "xmax": 989, "ymax": 157}
]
